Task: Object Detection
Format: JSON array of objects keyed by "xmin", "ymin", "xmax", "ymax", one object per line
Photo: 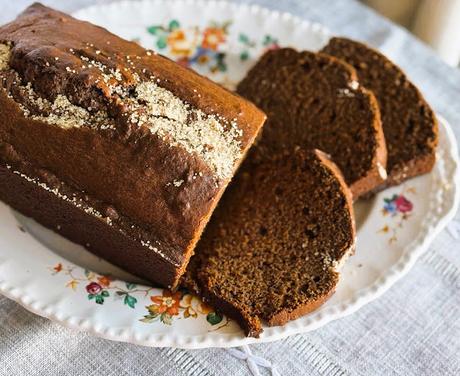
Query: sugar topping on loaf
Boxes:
[
  {"xmin": 128, "ymin": 81, "xmax": 243, "ymax": 179},
  {"xmin": 0, "ymin": 43, "xmax": 10, "ymax": 70},
  {"xmin": 0, "ymin": 41, "xmax": 243, "ymax": 179}
]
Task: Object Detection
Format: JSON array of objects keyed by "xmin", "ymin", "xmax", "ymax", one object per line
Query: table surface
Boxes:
[{"xmin": 1, "ymin": 1, "xmax": 460, "ymax": 375}]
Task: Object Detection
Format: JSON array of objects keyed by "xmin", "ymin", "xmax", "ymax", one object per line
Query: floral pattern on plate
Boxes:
[
  {"xmin": 145, "ymin": 19, "xmax": 279, "ymax": 75},
  {"xmin": 141, "ymin": 289, "xmax": 226, "ymax": 327},
  {"xmin": 49, "ymin": 263, "xmax": 227, "ymax": 328},
  {"xmin": 378, "ymin": 187, "xmax": 416, "ymax": 243}
]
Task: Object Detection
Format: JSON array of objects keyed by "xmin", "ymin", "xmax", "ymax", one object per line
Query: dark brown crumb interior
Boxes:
[
  {"xmin": 236, "ymin": 48, "xmax": 379, "ymax": 188},
  {"xmin": 322, "ymin": 37, "xmax": 437, "ymax": 181},
  {"xmin": 183, "ymin": 149, "xmax": 354, "ymax": 336}
]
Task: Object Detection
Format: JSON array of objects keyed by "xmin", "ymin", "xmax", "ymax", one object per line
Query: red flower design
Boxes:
[
  {"xmin": 86, "ymin": 282, "xmax": 102, "ymax": 295},
  {"xmin": 150, "ymin": 290, "xmax": 181, "ymax": 315},
  {"xmin": 395, "ymin": 195, "xmax": 413, "ymax": 213}
]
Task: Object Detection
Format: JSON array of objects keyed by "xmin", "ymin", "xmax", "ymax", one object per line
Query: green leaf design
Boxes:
[
  {"xmin": 88, "ymin": 294, "xmax": 95, "ymax": 300},
  {"xmin": 206, "ymin": 312, "xmax": 223, "ymax": 325},
  {"xmin": 161, "ymin": 313, "xmax": 173, "ymax": 325},
  {"xmin": 124, "ymin": 294, "xmax": 138, "ymax": 309},
  {"xmin": 140, "ymin": 314, "xmax": 158, "ymax": 323},
  {"xmin": 263, "ymin": 35, "xmax": 277, "ymax": 46},
  {"xmin": 168, "ymin": 20, "xmax": 180, "ymax": 31},
  {"xmin": 214, "ymin": 54, "xmax": 227, "ymax": 72},
  {"xmin": 126, "ymin": 282, "xmax": 137, "ymax": 290},
  {"xmin": 239, "ymin": 33, "xmax": 250, "ymax": 44},
  {"xmin": 95, "ymin": 295, "xmax": 105, "ymax": 304},
  {"xmin": 240, "ymin": 51, "xmax": 249, "ymax": 61},
  {"xmin": 101, "ymin": 290, "xmax": 110, "ymax": 297},
  {"xmin": 147, "ymin": 25, "xmax": 163, "ymax": 35},
  {"xmin": 84, "ymin": 269, "xmax": 91, "ymax": 278},
  {"xmin": 116, "ymin": 291, "xmax": 126, "ymax": 296},
  {"xmin": 156, "ymin": 37, "xmax": 167, "ymax": 50}
]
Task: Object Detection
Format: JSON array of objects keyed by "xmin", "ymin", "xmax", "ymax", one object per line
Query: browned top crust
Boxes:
[
  {"xmin": 322, "ymin": 37, "xmax": 438, "ymax": 187},
  {"xmin": 236, "ymin": 48, "xmax": 387, "ymax": 198},
  {"xmin": 0, "ymin": 3, "xmax": 263, "ymax": 146},
  {"xmin": 0, "ymin": 3, "xmax": 266, "ymax": 288}
]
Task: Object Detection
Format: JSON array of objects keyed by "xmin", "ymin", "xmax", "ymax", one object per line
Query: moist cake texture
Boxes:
[
  {"xmin": 183, "ymin": 149, "xmax": 355, "ymax": 337},
  {"xmin": 322, "ymin": 37, "xmax": 438, "ymax": 189},
  {"xmin": 0, "ymin": 3, "xmax": 266, "ymax": 289},
  {"xmin": 237, "ymin": 48, "xmax": 387, "ymax": 198}
]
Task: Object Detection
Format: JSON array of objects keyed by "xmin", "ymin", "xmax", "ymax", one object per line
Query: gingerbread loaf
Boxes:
[
  {"xmin": 322, "ymin": 37, "xmax": 438, "ymax": 189},
  {"xmin": 183, "ymin": 148, "xmax": 355, "ymax": 337},
  {"xmin": 0, "ymin": 4, "xmax": 266, "ymax": 289},
  {"xmin": 237, "ymin": 48, "xmax": 387, "ymax": 198}
]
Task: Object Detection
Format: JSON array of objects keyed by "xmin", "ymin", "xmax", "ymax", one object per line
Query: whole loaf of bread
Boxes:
[{"xmin": 0, "ymin": 3, "xmax": 266, "ymax": 289}]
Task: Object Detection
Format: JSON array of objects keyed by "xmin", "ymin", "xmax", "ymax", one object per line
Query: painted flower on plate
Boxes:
[
  {"xmin": 383, "ymin": 194, "xmax": 413, "ymax": 216},
  {"xmin": 86, "ymin": 282, "xmax": 109, "ymax": 304},
  {"xmin": 180, "ymin": 293, "xmax": 213, "ymax": 318},
  {"xmin": 141, "ymin": 290, "xmax": 182, "ymax": 324},
  {"xmin": 379, "ymin": 190, "xmax": 415, "ymax": 243},
  {"xmin": 86, "ymin": 282, "xmax": 102, "ymax": 295},
  {"xmin": 97, "ymin": 275, "xmax": 112, "ymax": 288},
  {"xmin": 167, "ymin": 29, "xmax": 196, "ymax": 57},
  {"xmin": 149, "ymin": 290, "xmax": 182, "ymax": 315},
  {"xmin": 394, "ymin": 195, "xmax": 413, "ymax": 213},
  {"xmin": 52, "ymin": 263, "xmax": 63, "ymax": 274},
  {"xmin": 202, "ymin": 27, "xmax": 226, "ymax": 50}
]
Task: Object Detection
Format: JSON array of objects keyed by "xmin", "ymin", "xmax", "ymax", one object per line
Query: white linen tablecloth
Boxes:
[{"xmin": 1, "ymin": 1, "xmax": 459, "ymax": 375}]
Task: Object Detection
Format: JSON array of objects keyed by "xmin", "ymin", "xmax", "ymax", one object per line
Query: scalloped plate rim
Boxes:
[{"xmin": 0, "ymin": 0, "xmax": 458, "ymax": 349}]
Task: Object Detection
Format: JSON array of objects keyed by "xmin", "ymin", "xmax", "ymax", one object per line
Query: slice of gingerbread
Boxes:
[
  {"xmin": 322, "ymin": 37, "xmax": 438, "ymax": 189},
  {"xmin": 236, "ymin": 48, "xmax": 387, "ymax": 198},
  {"xmin": 183, "ymin": 149, "xmax": 355, "ymax": 337}
]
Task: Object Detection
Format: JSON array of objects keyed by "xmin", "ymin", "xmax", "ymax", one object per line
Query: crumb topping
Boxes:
[
  {"xmin": 14, "ymin": 81, "xmax": 112, "ymax": 130},
  {"xmin": 173, "ymin": 179, "xmax": 184, "ymax": 187},
  {"xmin": 349, "ymin": 80, "xmax": 359, "ymax": 90},
  {"xmin": 337, "ymin": 88, "xmax": 355, "ymax": 98},
  {"xmin": 127, "ymin": 81, "xmax": 242, "ymax": 179},
  {"xmin": 1, "ymin": 45, "xmax": 243, "ymax": 179},
  {"xmin": 0, "ymin": 43, "xmax": 11, "ymax": 71},
  {"xmin": 34, "ymin": 95, "xmax": 92, "ymax": 128}
]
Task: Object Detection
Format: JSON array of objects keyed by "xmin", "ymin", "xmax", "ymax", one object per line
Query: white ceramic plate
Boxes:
[{"xmin": 0, "ymin": 0, "xmax": 458, "ymax": 349}]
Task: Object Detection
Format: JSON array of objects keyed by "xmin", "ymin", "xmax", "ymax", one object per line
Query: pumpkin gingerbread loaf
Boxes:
[
  {"xmin": 183, "ymin": 149, "xmax": 355, "ymax": 337},
  {"xmin": 322, "ymin": 37, "xmax": 438, "ymax": 189},
  {"xmin": 236, "ymin": 48, "xmax": 387, "ymax": 198},
  {"xmin": 0, "ymin": 4, "xmax": 266, "ymax": 289}
]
